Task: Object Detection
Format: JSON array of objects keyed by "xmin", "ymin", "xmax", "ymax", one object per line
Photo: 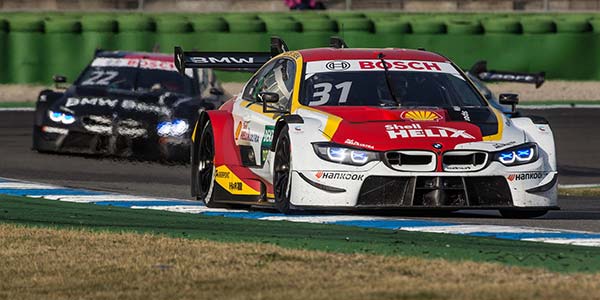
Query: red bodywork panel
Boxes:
[
  {"xmin": 123, "ymin": 53, "xmax": 174, "ymax": 62},
  {"xmin": 298, "ymin": 48, "xmax": 448, "ymax": 63},
  {"xmin": 320, "ymin": 106, "xmax": 483, "ymax": 151},
  {"xmin": 207, "ymin": 103, "xmax": 266, "ymax": 194}
]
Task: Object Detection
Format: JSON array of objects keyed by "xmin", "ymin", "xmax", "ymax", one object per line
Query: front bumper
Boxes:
[
  {"xmin": 288, "ymin": 161, "xmax": 558, "ymax": 209},
  {"xmin": 34, "ymin": 125, "xmax": 176, "ymax": 159}
]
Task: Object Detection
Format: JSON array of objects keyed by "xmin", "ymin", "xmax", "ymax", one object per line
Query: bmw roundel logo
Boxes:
[
  {"xmin": 432, "ymin": 143, "xmax": 443, "ymax": 149},
  {"xmin": 325, "ymin": 60, "xmax": 350, "ymax": 71}
]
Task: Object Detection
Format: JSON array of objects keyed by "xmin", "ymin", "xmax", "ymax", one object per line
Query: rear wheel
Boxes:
[
  {"xmin": 499, "ymin": 209, "xmax": 548, "ymax": 219},
  {"xmin": 273, "ymin": 126, "xmax": 293, "ymax": 214},
  {"xmin": 194, "ymin": 121, "xmax": 218, "ymax": 207}
]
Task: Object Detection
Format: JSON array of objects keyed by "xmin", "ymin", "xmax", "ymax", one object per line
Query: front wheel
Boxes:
[
  {"xmin": 193, "ymin": 121, "xmax": 219, "ymax": 207},
  {"xmin": 273, "ymin": 125, "xmax": 293, "ymax": 214},
  {"xmin": 499, "ymin": 209, "xmax": 548, "ymax": 219}
]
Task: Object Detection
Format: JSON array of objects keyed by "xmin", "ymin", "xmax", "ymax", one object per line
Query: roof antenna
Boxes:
[{"xmin": 329, "ymin": 36, "xmax": 348, "ymax": 49}]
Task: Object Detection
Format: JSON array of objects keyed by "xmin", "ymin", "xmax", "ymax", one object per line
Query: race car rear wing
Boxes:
[
  {"xmin": 174, "ymin": 36, "xmax": 289, "ymax": 74},
  {"xmin": 468, "ymin": 60, "xmax": 545, "ymax": 88}
]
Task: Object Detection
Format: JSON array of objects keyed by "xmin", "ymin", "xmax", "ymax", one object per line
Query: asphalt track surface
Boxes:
[{"xmin": 1, "ymin": 109, "xmax": 600, "ymax": 232}]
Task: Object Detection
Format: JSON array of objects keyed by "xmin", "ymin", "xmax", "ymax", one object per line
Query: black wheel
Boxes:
[
  {"xmin": 273, "ymin": 125, "xmax": 293, "ymax": 214},
  {"xmin": 499, "ymin": 209, "xmax": 548, "ymax": 219},
  {"xmin": 193, "ymin": 121, "xmax": 219, "ymax": 207}
]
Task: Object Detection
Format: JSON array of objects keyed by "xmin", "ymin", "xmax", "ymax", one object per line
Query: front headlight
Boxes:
[
  {"xmin": 157, "ymin": 119, "xmax": 189, "ymax": 137},
  {"xmin": 313, "ymin": 143, "xmax": 379, "ymax": 166},
  {"xmin": 494, "ymin": 143, "xmax": 538, "ymax": 166},
  {"xmin": 48, "ymin": 110, "xmax": 76, "ymax": 124}
]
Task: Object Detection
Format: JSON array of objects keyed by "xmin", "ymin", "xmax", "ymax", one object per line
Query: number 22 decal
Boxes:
[
  {"xmin": 310, "ymin": 81, "xmax": 352, "ymax": 106},
  {"xmin": 81, "ymin": 71, "xmax": 119, "ymax": 86}
]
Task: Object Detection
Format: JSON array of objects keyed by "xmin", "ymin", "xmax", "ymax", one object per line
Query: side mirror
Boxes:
[
  {"xmin": 258, "ymin": 92, "xmax": 289, "ymax": 114},
  {"xmin": 258, "ymin": 92, "xmax": 279, "ymax": 103},
  {"xmin": 53, "ymin": 75, "xmax": 67, "ymax": 89},
  {"xmin": 499, "ymin": 93, "xmax": 519, "ymax": 113},
  {"xmin": 209, "ymin": 87, "xmax": 224, "ymax": 96}
]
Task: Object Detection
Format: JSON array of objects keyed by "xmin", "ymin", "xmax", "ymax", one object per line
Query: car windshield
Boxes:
[
  {"xmin": 302, "ymin": 59, "xmax": 486, "ymax": 108},
  {"xmin": 75, "ymin": 57, "xmax": 194, "ymax": 94}
]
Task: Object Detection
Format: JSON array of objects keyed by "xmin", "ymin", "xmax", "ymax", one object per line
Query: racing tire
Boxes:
[
  {"xmin": 273, "ymin": 125, "xmax": 294, "ymax": 214},
  {"xmin": 193, "ymin": 121, "xmax": 220, "ymax": 207},
  {"xmin": 499, "ymin": 209, "xmax": 548, "ymax": 219}
]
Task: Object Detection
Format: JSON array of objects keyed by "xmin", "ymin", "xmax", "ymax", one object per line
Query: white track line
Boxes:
[{"xmin": 0, "ymin": 182, "xmax": 61, "ymax": 189}]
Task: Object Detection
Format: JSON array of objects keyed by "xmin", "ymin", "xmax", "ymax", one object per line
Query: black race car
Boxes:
[{"xmin": 33, "ymin": 50, "xmax": 227, "ymax": 161}]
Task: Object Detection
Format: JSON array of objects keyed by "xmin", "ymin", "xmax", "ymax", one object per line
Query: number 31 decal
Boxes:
[{"xmin": 310, "ymin": 81, "xmax": 352, "ymax": 106}]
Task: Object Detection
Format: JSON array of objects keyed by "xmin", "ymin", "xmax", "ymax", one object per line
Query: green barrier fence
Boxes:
[
  {"xmin": 0, "ymin": 18, "xmax": 7, "ymax": 83},
  {"xmin": 3, "ymin": 12, "xmax": 600, "ymax": 84},
  {"xmin": 43, "ymin": 18, "xmax": 83, "ymax": 82},
  {"xmin": 115, "ymin": 15, "xmax": 154, "ymax": 51},
  {"xmin": 7, "ymin": 16, "xmax": 44, "ymax": 83},
  {"xmin": 154, "ymin": 18, "xmax": 193, "ymax": 53},
  {"xmin": 81, "ymin": 16, "xmax": 116, "ymax": 63}
]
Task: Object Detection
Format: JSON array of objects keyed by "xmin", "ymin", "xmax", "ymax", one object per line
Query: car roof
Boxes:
[
  {"xmin": 95, "ymin": 50, "xmax": 173, "ymax": 62},
  {"xmin": 297, "ymin": 48, "xmax": 449, "ymax": 63}
]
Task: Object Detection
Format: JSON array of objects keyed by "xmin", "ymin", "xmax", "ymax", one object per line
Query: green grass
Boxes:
[
  {"xmin": 1, "ymin": 195, "xmax": 600, "ymax": 273},
  {"xmin": 0, "ymin": 101, "xmax": 35, "ymax": 108}
]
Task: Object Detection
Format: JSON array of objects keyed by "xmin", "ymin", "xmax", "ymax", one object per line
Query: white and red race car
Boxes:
[{"xmin": 176, "ymin": 37, "xmax": 558, "ymax": 218}]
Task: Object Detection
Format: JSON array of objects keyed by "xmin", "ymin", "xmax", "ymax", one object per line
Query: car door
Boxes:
[{"xmin": 231, "ymin": 57, "xmax": 297, "ymax": 176}]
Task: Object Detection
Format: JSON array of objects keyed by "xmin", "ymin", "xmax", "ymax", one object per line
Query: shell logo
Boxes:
[
  {"xmin": 400, "ymin": 110, "xmax": 443, "ymax": 122},
  {"xmin": 234, "ymin": 121, "xmax": 242, "ymax": 140}
]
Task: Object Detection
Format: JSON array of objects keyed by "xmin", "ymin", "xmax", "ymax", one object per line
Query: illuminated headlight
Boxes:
[
  {"xmin": 494, "ymin": 143, "xmax": 538, "ymax": 166},
  {"xmin": 313, "ymin": 143, "xmax": 379, "ymax": 166},
  {"xmin": 48, "ymin": 110, "xmax": 76, "ymax": 124},
  {"xmin": 157, "ymin": 119, "xmax": 189, "ymax": 137}
]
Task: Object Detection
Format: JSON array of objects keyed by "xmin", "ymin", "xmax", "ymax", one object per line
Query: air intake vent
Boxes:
[
  {"xmin": 442, "ymin": 151, "xmax": 488, "ymax": 172},
  {"xmin": 384, "ymin": 151, "xmax": 436, "ymax": 172}
]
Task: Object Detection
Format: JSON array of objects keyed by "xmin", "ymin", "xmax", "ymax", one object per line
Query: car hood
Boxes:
[
  {"xmin": 304, "ymin": 106, "xmax": 513, "ymax": 152},
  {"xmin": 50, "ymin": 87, "xmax": 179, "ymax": 121}
]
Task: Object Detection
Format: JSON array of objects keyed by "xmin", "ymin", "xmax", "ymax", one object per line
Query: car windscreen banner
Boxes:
[
  {"xmin": 305, "ymin": 60, "xmax": 462, "ymax": 77},
  {"xmin": 91, "ymin": 57, "xmax": 177, "ymax": 72},
  {"xmin": 174, "ymin": 47, "xmax": 271, "ymax": 74},
  {"xmin": 469, "ymin": 60, "xmax": 545, "ymax": 88}
]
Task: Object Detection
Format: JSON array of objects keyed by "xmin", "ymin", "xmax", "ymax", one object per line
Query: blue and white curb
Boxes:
[{"xmin": 2, "ymin": 177, "xmax": 600, "ymax": 247}]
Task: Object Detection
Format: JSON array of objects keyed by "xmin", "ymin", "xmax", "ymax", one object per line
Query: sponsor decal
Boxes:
[
  {"xmin": 260, "ymin": 126, "xmax": 275, "ymax": 164},
  {"xmin": 65, "ymin": 97, "xmax": 170, "ymax": 114},
  {"xmin": 400, "ymin": 110, "xmax": 442, "ymax": 122},
  {"xmin": 65, "ymin": 97, "xmax": 119, "ymax": 108},
  {"xmin": 461, "ymin": 110, "xmax": 471, "ymax": 122},
  {"xmin": 229, "ymin": 182, "xmax": 243, "ymax": 191},
  {"xmin": 325, "ymin": 60, "xmax": 351, "ymax": 71},
  {"xmin": 235, "ymin": 121, "xmax": 243, "ymax": 140},
  {"xmin": 507, "ymin": 172, "xmax": 545, "ymax": 182},
  {"xmin": 236, "ymin": 121, "xmax": 259, "ymax": 143},
  {"xmin": 215, "ymin": 171, "xmax": 230, "ymax": 179},
  {"xmin": 445, "ymin": 165, "xmax": 474, "ymax": 171},
  {"xmin": 41, "ymin": 126, "xmax": 68, "ymax": 135},
  {"xmin": 359, "ymin": 60, "xmax": 442, "ymax": 71},
  {"xmin": 315, "ymin": 171, "xmax": 364, "ymax": 181},
  {"xmin": 479, "ymin": 72, "xmax": 536, "ymax": 82},
  {"xmin": 91, "ymin": 58, "xmax": 177, "ymax": 71},
  {"xmin": 262, "ymin": 126, "xmax": 275, "ymax": 148},
  {"xmin": 492, "ymin": 141, "xmax": 517, "ymax": 149},
  {"xmin": 190, "ymin": 56, "xmax": 255, "ymax": 64},
  {"xmin": 344, "ymin": 139, "xmax": 375, "ymax": 150},
  {"xmin": 385, "ymin": 123, "xmax": 475, "ymax": 139},
  {"xmin": 240, "ymin": 132, "xmax": 259, "ymax": 143},
  {"xmin": 304, "ymin": 60, "xmax": 461, "ymax": 76}
]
